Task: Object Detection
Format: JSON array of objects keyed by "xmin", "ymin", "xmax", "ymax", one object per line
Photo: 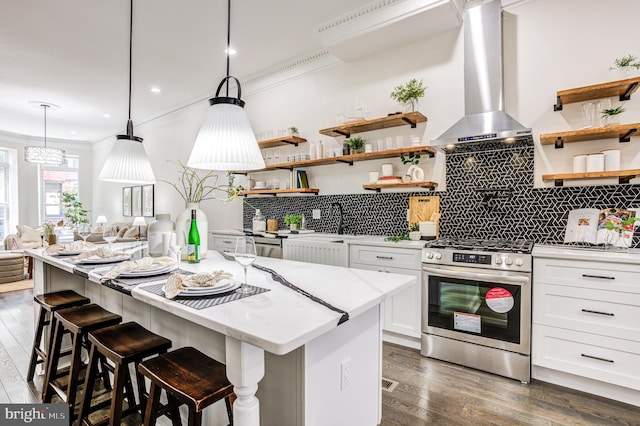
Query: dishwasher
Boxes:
[{"xmin": 210, "ymin": 232, "xmax": 283, "ymax": 259}]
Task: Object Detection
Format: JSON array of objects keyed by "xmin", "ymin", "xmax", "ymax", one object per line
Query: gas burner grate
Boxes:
[{"xmin": 425, "ymin": 238, "xmax": 534, "ymax": 254}]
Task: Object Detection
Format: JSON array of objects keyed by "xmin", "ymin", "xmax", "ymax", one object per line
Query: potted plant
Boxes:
[
  {"xmin": 390, "ymin": 78, "xmax": 427, "ymax": 112},
  {"xmin": 61, "ymin": 192, "xmax": 89, "ymax": 228},
  {"xmin": 610, "ymin": 54, "xmax": 640, "ymax": 78},
  {"xmin": 284, "ymin": 214, "xmax": 303, "ymax": 231},
  {"xmin": 400, "ymin": 153, "xmax": 424, "ymax": 182},
  {"xmin": 44, "ymin": 222, "xmax": 56, "ymax": 245},
  {"xmin": 601, "ymin": 106, "xmax": 626, "ymax": 126},
  {"xmin": 288, "ymin": 126, "xmax": 299, "ymax": 136},
  {"xmin": 408, "ymin": 223, "xmax": 421, "ymax": 241},
  {"xmin": 347, "ymin": 136, "xmax": 365, "ymax": 154}
]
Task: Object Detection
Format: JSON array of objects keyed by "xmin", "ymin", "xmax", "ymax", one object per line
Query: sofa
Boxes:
[{"xmin": 85, "ymin": 222, "xmax": 148, "ymax": 244}]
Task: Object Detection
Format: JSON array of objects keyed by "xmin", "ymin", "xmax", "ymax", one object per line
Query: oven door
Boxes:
[{"xmin": 422, "ymin": 264, "xmax": 531, "ymax": 354}]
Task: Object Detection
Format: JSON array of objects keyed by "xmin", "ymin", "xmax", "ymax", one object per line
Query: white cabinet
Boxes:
[
  {"xmin": 532, "ymin": 249, "xmax": 640, "ymax": 407},
  {"xmin": 283, "ymin": 239, "xmax": 348, "ymax": 267},
  {"xmin": 350, "ymin": 244, "xmax": 421, "ymax": 349},
  {"xmin": 211, "ymin": 233, "xmax": 241, "ymax": 254}
]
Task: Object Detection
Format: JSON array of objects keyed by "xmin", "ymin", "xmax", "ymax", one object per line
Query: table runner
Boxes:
[{"xmin": 140, "ymin": 282, "xmax": 269, "ymax": 310}]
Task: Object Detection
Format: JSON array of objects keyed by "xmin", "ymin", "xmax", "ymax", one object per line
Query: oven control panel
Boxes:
[{"xmin": 422, "ymin": 249, "xmax": 532, "ymax": 272}]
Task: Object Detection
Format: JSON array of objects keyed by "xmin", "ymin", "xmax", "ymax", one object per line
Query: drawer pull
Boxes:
[
  {"xmin": 376, "ymin": 256, "xmax": 394, "ymax": 260},
  {"xmin": 582, "ymin": 274, "xmax": 615, "ymax": 280},
  {"xmin": 222, "ymin": 240, "xmax": 233, "ymax": 244},
  {"xmin": 581, "ymin": 354, "xmax": 614, "ymax": 363},
  {"xmin": 581, "ymin": 309, "xmax": 614, "ymax": 317}
]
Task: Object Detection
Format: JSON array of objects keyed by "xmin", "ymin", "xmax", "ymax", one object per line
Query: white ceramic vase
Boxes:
[
  {"xmin": 147, "ymin": 214, "xmax": 175, "ymax": 257},
  {"xmin": 175, "ymin": 203, "xmax": 208, "ymax": 260}
]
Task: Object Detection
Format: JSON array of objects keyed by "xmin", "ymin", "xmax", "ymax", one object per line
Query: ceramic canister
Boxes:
[
  {"xmin": 573, "ymin": 155, "xmax": 587, "ymax": 173},
  {"xmin": 381, "ymin": 163, "xmax": 394, "ymax": 176},
  {"xmin": 602, "ymin": 149, "xmax": 620, "ymax": 171},
  {"xmin": 586, "ymin": 153, "xmax": 604, "ymax": 173},
  {"xmin": 148, "ymin": 214, "xmax": 175, "ymax": 257}
]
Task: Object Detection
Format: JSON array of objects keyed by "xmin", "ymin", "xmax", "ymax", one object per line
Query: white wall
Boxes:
[{"xmin": 91, "ymin": 0, "xmax": 640, "ymax": 227}]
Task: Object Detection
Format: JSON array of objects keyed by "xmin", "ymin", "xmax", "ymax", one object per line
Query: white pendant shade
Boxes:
[
  {"xmin": 188, "ymin": 103, "xmax": 265, "ymax": 171},
  {"xmin": 98, "ymin": 137, "xmax": 156, "ymax": 184},
  {"xmin": 24, "ymin": 146, "xmax": 65, "ymax": 165}
]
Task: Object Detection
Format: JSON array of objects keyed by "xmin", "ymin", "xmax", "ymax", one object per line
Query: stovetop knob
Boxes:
[
  {"xmin": 495, "ymin": 256, "xmax": 502, "ymax": 264},
  {"xmin": 504, "ymin": 256, "xmax": 513, "ymax": 265},
  {"xmin": 426, "ymin": 251, "xmax": 434, "ymax": 259},
  {"xmin": 434, "ymin": 252, "xmax": 442, "ymax": 260},
  {"xmin": 515, "ymin": 257, "xmax": 524, "ymax": 266}
]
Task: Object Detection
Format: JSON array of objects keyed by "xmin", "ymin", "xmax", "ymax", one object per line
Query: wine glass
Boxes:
[
  {"xmin": 234, "ymin": 236, "xmax": 257, "ymax": 294},
  {"xmin": 171, "ymin": 245, "xmax": 184, "ymax": 271},
  {"xmin": 77, "ymin": 223, "xmax": 92, "ymax": 243},
  {"xmin": 273, "ymin": 148, "xmax": 280, "ymax": 164},
  {"xmin": 103, "ymin": 226, "xmax": 117, "ymax": 250}
]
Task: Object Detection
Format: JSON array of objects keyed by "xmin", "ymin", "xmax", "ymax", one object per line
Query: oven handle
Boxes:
[{"xmin": 422, "ymin": 266, "xmax": 530, "ymax": 285}]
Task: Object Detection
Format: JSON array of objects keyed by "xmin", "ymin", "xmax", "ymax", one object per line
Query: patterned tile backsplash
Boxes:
[{"xmin": 243, "ymin": 138, "xmax": 640, "ymax": 246}]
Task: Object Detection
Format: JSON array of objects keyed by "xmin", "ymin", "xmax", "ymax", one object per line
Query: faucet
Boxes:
[{"xmin": 328, "ymin": 202, "xmax": 345, "ymax": 235}]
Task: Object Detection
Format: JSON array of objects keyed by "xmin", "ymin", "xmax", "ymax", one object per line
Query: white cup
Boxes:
[
  {"xmin": 602, "ymin": 149, "xmax": 620, "ymax": 171},
  {"xmin": 385, "ymin": 137, "xmax": 394, "ymax": 150},
  {"xmin": 162, "ymin": 232, "xmax": 175, "ymax": 257},
  {"xmin": 381, "ymin": 163, "xmax": 394, "ymax": 176},
  {"xmin": 369, "ymin": 171, "xmax": 380, "ymax": 183},
  {"xmin": 586, "ymin": 153, "xmax": 604, "ymax": 172},
  {"xmin": 396, "ymin": 135, "xmax": 404, "ymax": 148},
  {"xmin": 364, "ymin": 144, "xmax": 373, "ymax": 153},
  {"xmin": 573, "ymin": 155, "xmax": 587, "ymax": 173}
]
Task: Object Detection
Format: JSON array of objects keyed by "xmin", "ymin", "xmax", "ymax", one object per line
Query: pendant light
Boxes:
[
  {"xmin": 24, "ymin": 103, "xmax": 65, "ymax": 165},
  {"xmin": 99, "ymin": 0, "xmax": 155, "ymax": 184},
  {"xmin": 187, "ymin": 0, "xmax": 265, "ymax": 171}
]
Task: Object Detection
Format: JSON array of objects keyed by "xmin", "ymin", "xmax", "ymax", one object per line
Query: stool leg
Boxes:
[
  {"xmin": 188, "ymin": 406, "xmax": 202, "ymax": 426},
  {"xmin": 167, "ymin": 395, "xmax": 182, "ymax": 426},
  {"xmin": 134, "ymin": 361, "xmax": 148, "ymax": 414},
  {"xmin": 225, "ymin": 396, "xmax": 234, "ymax": 426},
  {"xmin": 143, "ymin": 382, "xmax": 162, "ymax": 426},
  {"xmin": 26, "ymin": 307, "xmax": 46, "ymax": 381},
  {"xmin": 109, "ymin": 362, "xmax": 128, "ymax": 426},
  {"xmin": 42, "ymin": 320, "xmax": 64, "ymax": 402},
  {"xmin": 78, "ymin": 343, "xmax": 100, "ymax": 424},
  {"xmin": 65, "ymin": 329, "xmax": 85, "ymax": 411},
  {"xmin": 123, "ymin": 365, "xmax": 138, "ymax": 416}
]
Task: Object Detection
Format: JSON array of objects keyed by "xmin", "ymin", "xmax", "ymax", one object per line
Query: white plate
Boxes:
[
  {"xmin": 54, "ymin": 250, "xmax": 82, "ymax": 256},
  {"xmin": 74, "ymin": 255, "xmax": 131, "ymax": 264},
  {"xmin": 119, "ymin": 264, "xmax": 177, "ymax": 278},
  {"xmin": 163, "ymin": 280, "xmax": 240, "ymax": 297}
]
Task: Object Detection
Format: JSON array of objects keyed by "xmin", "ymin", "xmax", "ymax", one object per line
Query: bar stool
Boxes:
[
  {"xmin": 43, "ymin": 303, "xmax": 122, "ymax": 416},
  {"xmin": 27, "ymin": 290, "xmax": 90, "ymax": 382},
  {"xmin": 138, "ymin": 347, "xmax": 235, "ymax": 426},
  {"xmin": 78, "ymin": 322, "xmax": 173, "ymax": 426}
]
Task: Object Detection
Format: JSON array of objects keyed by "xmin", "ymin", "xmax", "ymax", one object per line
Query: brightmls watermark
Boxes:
[{"xmin": 1, "ymin": 404, "xmax": 68, "ymax": 425}]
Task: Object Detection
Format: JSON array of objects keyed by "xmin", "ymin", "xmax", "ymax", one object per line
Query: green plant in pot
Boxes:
[
  {"xmin": 347, "ymin": 136, "xmax": 365, "ymax": 154},
  {"xmin": 284, "ymin": 214, "xmax": 303, "ymax": 231},
  {"xmin": 288, "ymin": 126, "xmax": 299, "ymax": 136},
  {"xmin": 61, "ymin": 192, "xmax": 89, "ymax": 227},
  {"xmin": 408, "ymin": 222, "xmax": 421, "ymax": 241},
  {"xmin": 44, "ymin": 222, "xmax": 56, "ymax": 245},
  {"xmin": 400, "ymin": 152, "xmax": 424, "ymax": 182},
  {"xmin": 601, "ymin": 106, "xmax": 626, "ymax": 126},
  {"xmin": 390, "ymin": 78, "xmax": 427, "ymax": 112},
  {"xmin": 610, "ymin": 54, "xmax": 640, "ymax": 73}
]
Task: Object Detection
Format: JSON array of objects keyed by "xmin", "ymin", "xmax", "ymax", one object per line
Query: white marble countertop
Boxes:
[
  {"xmin": 26, "ymin": 244, "xmax": 415, "ymax": 355},
  {"xmin": 533, "ymin": 244, "xmax": 640, "ymax": 265}
]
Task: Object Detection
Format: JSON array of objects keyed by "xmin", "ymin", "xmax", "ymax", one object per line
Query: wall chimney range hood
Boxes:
[{"xmin": 432, "ymin": 0, "xmax": 531, "ymax": 147}]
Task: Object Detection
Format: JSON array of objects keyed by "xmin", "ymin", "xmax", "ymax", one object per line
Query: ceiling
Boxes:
[{"xmin": 0, "ymin": 0, "xmax": 375, "ymax": 143}]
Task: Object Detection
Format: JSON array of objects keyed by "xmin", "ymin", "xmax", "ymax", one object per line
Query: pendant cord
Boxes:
[
  {"xmin": 128, "ymin": 0, "xmax": 133, "ymax": 123},
  {"xmin": 225, "ymin": 0, "xmax": 230, "ymax": 97},
  {"xmin": 43, "ymin": 104, "xmax": 48, "ymax": 148}
]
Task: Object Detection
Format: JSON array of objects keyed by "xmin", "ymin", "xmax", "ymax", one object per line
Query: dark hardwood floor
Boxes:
[{"xmin": 1, "ymin": 288, "xmax": 638, "ymax": 425}]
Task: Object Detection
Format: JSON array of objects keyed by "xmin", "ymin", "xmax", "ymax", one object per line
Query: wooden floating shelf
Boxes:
[
  {"xmin": 258, "ymin": 135, "xmax": 306, "ymax": 149},
  {"xmin": 542, "ymin": 169, "xmax": 640, "ymax": 186},
  {"xmin": 234, "ymin": 145, "xmax": 436, "ymax": 173},
  {"xmin": 239, "ymin": 188, "xmax": 319, "ymax": 196},
  {"xmin": 319, "ymin": 112, "xmax": 427, "ymax": 137},
  {"xmin": 363, "ymin": 181, "xmax": 438, "ymax": 192},
  {"xmin": 540, "ymin": 123, "xmax": 640, "ymax": 147},
  {"xmin": 553, "ymin": 77, "xmax": 640, "ymax": 111}
]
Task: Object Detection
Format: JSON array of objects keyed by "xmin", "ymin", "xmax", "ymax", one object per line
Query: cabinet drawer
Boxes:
[
  {"xmin": 532, "ymin": 324, "xmax": 640, "ymax": 391},
  {"xmin": 350, "ymin": 245, "xmax": 421, "ymax": 270},
  {"xmin": 534, "ymin": 258, "xmax": 640, "ymax": 294},
  {"xmin": 533, "ymin": 283, "xmax": 640, "ymax": 342},
  {"xmin": 212, "ymin": 235, "xmax": 237, "ymax": 253}
]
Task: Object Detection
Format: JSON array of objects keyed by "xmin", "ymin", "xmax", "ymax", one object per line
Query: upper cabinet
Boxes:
[{"xmin": 319, "ymin": 112, "xmax": 427, "ymax": 137}]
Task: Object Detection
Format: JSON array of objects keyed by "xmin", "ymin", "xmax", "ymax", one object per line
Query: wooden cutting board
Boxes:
[{"xmin": 409, "ymin": 196, "xmax": 440, "ymax": 225}]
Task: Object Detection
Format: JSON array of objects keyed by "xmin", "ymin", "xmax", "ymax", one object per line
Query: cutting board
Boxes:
[{"xmin": 409, "ymin": 196, "xmax": 440, "ymax": 225}]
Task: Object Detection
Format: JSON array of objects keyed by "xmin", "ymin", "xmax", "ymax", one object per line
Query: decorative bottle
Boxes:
[
  {"xmin": 252, "ymin": 209, "xmax": 266, "ymax": 233},
  {"xmin": 316, "ymin": 140, "xmax": 323, "ymax": 159},
  {"xmin": 187, "ymin": 210, "xmax": 200, "ymax": 263}
]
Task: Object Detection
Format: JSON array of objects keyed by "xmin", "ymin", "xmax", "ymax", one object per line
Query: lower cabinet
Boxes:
[{"xmin": 350, "ymin": 244, "xmax": 422, "ymax": 349}]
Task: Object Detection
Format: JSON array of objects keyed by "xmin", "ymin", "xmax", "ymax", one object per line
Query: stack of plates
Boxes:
[
  {"xmin": 74, "ymin": 255, "xmax": 131, "ymax": 264},
  {"xmin": 119, "ymin": 264, "xmax": 176, "ymax": 278},
  {"xmin": 376, "ymin": 176, "xmax": 403, "ymax": 184},
  {"xmin": 54, "ymin": 250, "xmax": 82, "ymax": 256},
  {"xmin": 163, "ymin": 279, "xmax": 240, "ymax": 297}
]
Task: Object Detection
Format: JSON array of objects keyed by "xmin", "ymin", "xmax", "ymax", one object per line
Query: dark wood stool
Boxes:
[
  {"xmin": 138, "ymin": 347, "xmax": 235, "ymax": 426},
  {"xmin": 27, "ymin": 290, "xmax": 91, "ymax": 382},
  {"xmin": 43, "ymin": 303, "xmax": 122, "ymax": 417},
  {"xmin": 78, "ymin": 322, "xmax": 172, "ymax": 426}
]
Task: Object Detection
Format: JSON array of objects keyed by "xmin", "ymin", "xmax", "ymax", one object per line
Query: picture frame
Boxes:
[
  {"xmin": 142, "ymin": 184, "xmax": 154, "ymax": 217},
  {"xmin": 131, "ymin": 186, "xmax": 142, "ymax": 217},
  {"xmin": 122, "ymin": 187, "xmax": 132, "ymax": 217}
]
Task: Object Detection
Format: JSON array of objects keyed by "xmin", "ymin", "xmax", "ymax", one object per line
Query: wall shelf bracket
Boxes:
[
  {"xmin": 620, "ymin": 128, "xmax": 637, "ymax": 142},
  {"xmin": 336, "ymin": 158, "xmax": 354, "ymax": 165},
  {"xmin": 554, "ymin": 137, "xmax": 564, "ymax": 149},
  {"xmin": 553, "ymin": 96, "xmax": 563, "ymax": 111},
  {"xmin": 554, "ymin": 179, "xmax": 564, "ymax": 187},
  {"xmin": 621, "ymin": 82, "xmax": 639, "ymax": 101}
]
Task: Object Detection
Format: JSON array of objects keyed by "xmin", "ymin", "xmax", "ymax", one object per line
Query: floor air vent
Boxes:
[{"xmin": 381, "ymin": 377, "xmax": 398, "ymax": 392}]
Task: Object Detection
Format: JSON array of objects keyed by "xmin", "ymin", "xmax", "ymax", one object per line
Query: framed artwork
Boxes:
[
  {"xmin": 131, "ymin": 186, "xmax": 142, "ymax": 217},
  {"xmin": 122, "ymin": 187, "xmax": 132, "ymax": 217},
  {"xmin": 142, "ymin": 184, "xmax": 154, "ymax": 217}
]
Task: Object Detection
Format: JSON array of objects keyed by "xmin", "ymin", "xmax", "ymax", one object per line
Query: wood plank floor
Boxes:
[{"xmin": 1, "ymin": 288, "xmax": 639, "ymax": 425}]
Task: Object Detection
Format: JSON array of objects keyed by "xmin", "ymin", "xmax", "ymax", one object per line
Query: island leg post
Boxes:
[{"xmin": 225, "ymin": 336, "xmax": 265, "ymax": 426}]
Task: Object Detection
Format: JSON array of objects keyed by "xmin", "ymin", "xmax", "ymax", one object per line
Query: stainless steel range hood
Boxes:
[{"xmin": 432, "ymin": 0, "xmax": 531, "ymax": 147}]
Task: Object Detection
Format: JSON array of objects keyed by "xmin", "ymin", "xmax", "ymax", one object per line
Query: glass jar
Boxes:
[{"xmin": 252, "ymin": 209, "xmax": 266, "ymax": 232}]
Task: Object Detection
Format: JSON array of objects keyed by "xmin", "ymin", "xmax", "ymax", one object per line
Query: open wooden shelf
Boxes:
[
  {"xmin": 239, "ymin": 188, "xmax": 319, "ymax": 196},
  {"xmin": 363, "ymin": 181, "xmax": 437, "ymax": 192},
  {"xmin": 542, "ymin": 169, "xmax": 640, "ymax": 186},
  {"xmin": 553, "ymin": 77, "xmax": 640, "ymax": 111},
  {"xmin": 540, "ymin": 123, "xmax": 640, "ymax": 147},
  {"xmin": 319, "ymin": 112, "xmax": 427, "ymax": 137},
  {"xmin": 258, "ymin": 135, "xmax": 306, "ymax": 149},
  {"xmin": 234, "ymin": 145, "xmax": 436, "ymax": 173}
]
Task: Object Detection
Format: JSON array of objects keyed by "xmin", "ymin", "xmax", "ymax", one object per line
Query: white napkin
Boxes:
[
  {"xmin": 99, "ymin": 256, "xmax": 176, "ymax": 281},
  {"xmin": 164, "ymin": 270, "xmax": 233, "ymax": 299},
  {"xmin": 70, "ymin": 247, "xmax": 130, "ymax": 263},
  {"xmin": 45, "ymin": 240, "xmax": 96, "ymax": 254}
]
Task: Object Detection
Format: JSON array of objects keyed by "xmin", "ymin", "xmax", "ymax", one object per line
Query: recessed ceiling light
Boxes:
[
  {"xmin": 70, "ymin": 130, "xmax": 77, "ymax": 135},
  {"xmin": 103, "ymin": 113, "xmax": 111, "ymax": 118},
  {"xmin": 225, "ymin": 47, "xmax": 237, "ymax": 55},
  {"xmin": 150, "ymin": 87, "xmax": 161, "ymax": 93}
]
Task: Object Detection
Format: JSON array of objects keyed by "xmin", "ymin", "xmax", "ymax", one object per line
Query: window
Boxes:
[
  {"xmin": 0, "ymin": 150, "xmax": 7, "ymax": 241},
  {"xmin": 41, "ymin": 155, "xmax": 79, "ymax": 224}
]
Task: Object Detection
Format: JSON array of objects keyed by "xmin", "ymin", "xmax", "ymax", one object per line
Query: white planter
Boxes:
[
  {"xmin": 175, "ymin": 203, "xmax": 208, "ymax": 260},
  {"xmin": 408, "ymin": 231, "xmax": 421, "ymax": 241}
]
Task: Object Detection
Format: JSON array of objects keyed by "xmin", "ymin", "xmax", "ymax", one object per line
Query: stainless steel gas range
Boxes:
[{"xmin": 421, "ymin": 238, "xmax": 534, "ymax": 383}]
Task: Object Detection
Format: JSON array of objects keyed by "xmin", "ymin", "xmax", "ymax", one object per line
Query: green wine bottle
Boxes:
[{"xmin": 187, "ymin": 210, "xmax": 200, "ymax": 263}]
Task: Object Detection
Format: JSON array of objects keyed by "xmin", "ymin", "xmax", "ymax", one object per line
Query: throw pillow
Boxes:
[
  {"xmin": 123, "ymin": 227, "xmax": 139, "ymax": 239},
  {"xmin": 21, "ymin": 225, "xmax": 43, "ymax": 243},
  {"xmin": 117, "ymin": 226, "xmax": 129, "ymax": 238}
]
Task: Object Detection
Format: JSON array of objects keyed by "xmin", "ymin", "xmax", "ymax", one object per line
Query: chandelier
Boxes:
[{"xmin": 24, "ymin": 103, "xmax": 65, "ymax": 165}]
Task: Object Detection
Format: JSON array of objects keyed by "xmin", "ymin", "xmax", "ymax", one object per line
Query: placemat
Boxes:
[
  {"xmin": 110, "ymin": 268, "xmax": 193, "ymax": 288},
  {"xmin": 140, "ymin": 282, "xmax": 270, "ymax": 310}
]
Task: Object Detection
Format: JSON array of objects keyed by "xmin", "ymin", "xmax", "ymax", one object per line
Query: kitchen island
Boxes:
[{"xmin": 26, "ymin": 243, "xmax": 415, "ymax": 425}]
